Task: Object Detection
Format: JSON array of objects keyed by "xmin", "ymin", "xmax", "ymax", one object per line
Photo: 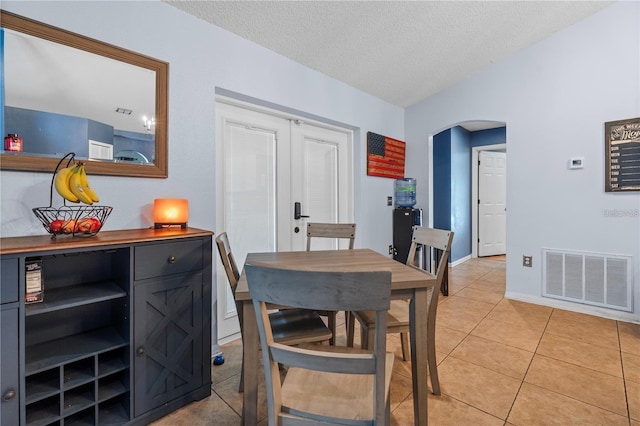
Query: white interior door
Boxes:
[
  {"xmin": 215, "ymin": 101, "xmax": 352, "ymax": 342},
  {"xmin": 478, "ymin": 150, "xmax": 506, "ymax": 257}
]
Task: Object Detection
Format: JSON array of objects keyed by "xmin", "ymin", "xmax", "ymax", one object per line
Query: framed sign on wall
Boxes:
[
  {"xmin": 366, "ymin": 132, "xmax": 406, "ymax": 179},
  {"xmin": 605, "ymin": 117, "xmax": 640, "ymax": 192}
]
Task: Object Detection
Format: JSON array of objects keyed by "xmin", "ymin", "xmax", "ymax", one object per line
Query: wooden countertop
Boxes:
[{"xmin": 0, "ymin": 227, "xmax": 214, "ymax": 255}]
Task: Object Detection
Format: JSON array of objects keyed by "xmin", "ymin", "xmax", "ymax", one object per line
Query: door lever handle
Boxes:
[{"xmin": 294, "ymin": 202, "xmax": 309, "ymax": 220}]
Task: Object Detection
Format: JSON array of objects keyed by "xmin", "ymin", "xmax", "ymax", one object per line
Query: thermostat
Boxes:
[{"xmin": 569, "ymin": 157, "xmax": 584, "ymax": 169}]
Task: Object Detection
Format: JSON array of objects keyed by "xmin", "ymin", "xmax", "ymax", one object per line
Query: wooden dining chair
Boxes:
[
  {"xmin": 306, "ymin": 222, "xmax": 356, "ymax": 345},
  {"xmin": 215, "ymin": 232, "xmax": 332, "ymax": 392},
  {"xmin": 349, "ymin": 226, "xmax": 453, "ymax": 395},
  {"xmin": 245, "ymin": 263, "xmax": 394, "ymax": 425}
]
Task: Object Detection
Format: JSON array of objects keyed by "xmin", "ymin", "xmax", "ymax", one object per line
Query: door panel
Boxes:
[
  {"xmin": 478, "ymin": 151, "xmax": 507, "ymax": 256},
  {"xmin": 291, "ymin": 122, "xmax": 350, "ymax": 251},
  {"xmin": 216, "ymin": 103, "xmax": 290, "ymax": 340}
]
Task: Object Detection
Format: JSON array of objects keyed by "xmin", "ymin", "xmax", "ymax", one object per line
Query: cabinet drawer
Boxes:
[
  {"xmin": 135, "ymin": 240, "xmax": 203, "ymax": 280},
  {"xmin": 1, "ymin": 258, "xmax": 19, "ymax": 304}
]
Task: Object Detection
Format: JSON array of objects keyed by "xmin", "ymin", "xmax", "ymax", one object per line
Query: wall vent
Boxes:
[{"xmin": 542, "ymin": 249, "xmax": 633, "ymax": 312}]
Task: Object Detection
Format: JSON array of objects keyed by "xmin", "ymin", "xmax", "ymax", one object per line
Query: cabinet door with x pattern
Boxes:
[{"xmin": 133, "ymin": 240, "xmax": 205, "ymax": 417}]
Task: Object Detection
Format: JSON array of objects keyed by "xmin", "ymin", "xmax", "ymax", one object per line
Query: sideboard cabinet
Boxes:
[{"xmin": 0, "ymin": 228, "xmax": 213, "ymax": 426}]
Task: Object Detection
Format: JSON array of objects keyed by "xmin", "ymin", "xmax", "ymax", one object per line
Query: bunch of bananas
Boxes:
[{"xmin": 54, "ymin": 163, "xmax": 100, "ymax": 205}]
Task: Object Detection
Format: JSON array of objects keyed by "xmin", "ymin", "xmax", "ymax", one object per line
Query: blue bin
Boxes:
[{"xmin": 395, "ymin": 178, "xmax": 416, "ymax": 207}]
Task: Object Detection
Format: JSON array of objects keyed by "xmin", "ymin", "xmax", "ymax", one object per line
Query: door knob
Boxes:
[
  {"xmin": 137, "ymin": 347, "xmax": 145, "ymax": 356},
  {"xmin": 3, "ymin": 390, "xmax": 15, "ymax": 401}
]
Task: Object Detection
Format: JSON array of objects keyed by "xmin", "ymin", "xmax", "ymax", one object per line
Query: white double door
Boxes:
[{"xmin": 215, "ymin": 101, "xmax": 353, "ymax": 341}]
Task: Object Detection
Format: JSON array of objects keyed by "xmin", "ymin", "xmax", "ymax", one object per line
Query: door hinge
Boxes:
[
  {"xmin": 478, "ymin": 159, "xmax": 481, "ymax": 165},
  {"xmin": 478, "ymin": 199, "xmax": 480, "ymax": 205}
]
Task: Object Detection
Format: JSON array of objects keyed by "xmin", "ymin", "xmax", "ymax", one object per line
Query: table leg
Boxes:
[
  {"xmin": 410, "ymin": 288, "xmax": 428, "ymax": 426},
  {"xmin": 242, "ymin": 300, "xmax": 258, "ymax": 425}
]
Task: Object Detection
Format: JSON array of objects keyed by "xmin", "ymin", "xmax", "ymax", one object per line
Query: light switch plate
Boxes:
[{"xmin": 569, "ymin": 157, "xmax": 584, "ymax": 169}]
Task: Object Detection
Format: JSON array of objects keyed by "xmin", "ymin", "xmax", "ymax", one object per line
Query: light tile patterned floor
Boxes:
[{"xmin": 152, "ymin": 256, "xmax": 640, "ymax": 425}]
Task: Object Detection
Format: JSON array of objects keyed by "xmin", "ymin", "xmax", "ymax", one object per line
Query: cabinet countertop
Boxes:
[{"xmin": 0, "ymin": 227, "xmax": 214, "ymax": 255}]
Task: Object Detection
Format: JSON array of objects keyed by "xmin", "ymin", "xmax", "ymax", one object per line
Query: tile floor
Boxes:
[{"xmin": 152, "ymin": 256, "xmax": 640, "ymax": 425}]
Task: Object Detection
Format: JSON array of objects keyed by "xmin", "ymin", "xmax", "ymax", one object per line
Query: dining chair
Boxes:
[
  {"xmin": 215, "ymin": 232, "xmax": 332, "ymax": 392},
  {"xmin": 245, "ymin": 263, "xmax": 394, "ymax": 425},
  {"xmin": 306, "ymin": 222, "xmax": 356, "ymax": 345},
  {"xmin": 349, "ymin": 226, "xmax": 453, "ymax": 395}
]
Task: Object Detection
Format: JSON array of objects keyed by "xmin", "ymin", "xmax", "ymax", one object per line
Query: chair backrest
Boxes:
[
  {"xmin": 215, "ymin": 232, "xmax": 241, "ymax": 295},
  {"xmin": 407, "ymin": 226, "xmax": 453, "ymax": 277},
  {"xmin": 245, "ymin": 263, "xmax": 391, "ymax": 424},
  {"xmin": 406, "ymin": 226, "xmax": 454, "ymax": 319},
  {"xmin": 306, "ymin": 222, "xmax": 356, "ymax": 251}
]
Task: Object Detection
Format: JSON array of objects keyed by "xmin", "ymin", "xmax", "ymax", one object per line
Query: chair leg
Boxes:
[
  {"xmin": 328, "ymin": 312, "xmax": 337, "ymax": 345},
  {"xmin": 385, "ymin": 391, "xmax": 391, "ymax": 426},
  {"xmin": 360, "ymin": 326, "xmax": 376, "ymax": 350},
  {"xmin": 428, "ymin": 335, "xmax": 440, "ymax": 395},
  {"xmin": 238, "ymin": 359, "xmax": 244, "ymax": 393},
  {"xmin": 346, "ymin": 312, "xmax": 355, "ymax": 347},
  {"xmin": 400, "ymin": 332, "xmax": 410, "ymax": 362},
  {"xmin": 359, "ymin": 324, "xmax": 369, "ymax": 351}
]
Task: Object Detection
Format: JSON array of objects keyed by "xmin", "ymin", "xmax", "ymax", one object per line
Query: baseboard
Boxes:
[
  {"xmin": 451, "ymin": 255, "xmax": 471, "ymax": 268},
  {"xmin": 214, "ymin": 333, "xmax": 241, "ymax": 357},
  {"xmin": 504, "ymin": 291, "xmax": 639, "ymax": 324}
]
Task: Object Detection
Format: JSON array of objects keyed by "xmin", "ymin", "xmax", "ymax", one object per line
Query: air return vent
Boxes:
[{"xmin": 542, "ymin": 249, "xmax": 633, "ymax": 312}]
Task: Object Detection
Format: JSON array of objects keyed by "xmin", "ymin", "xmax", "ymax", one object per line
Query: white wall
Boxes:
[
  {"xmin": 0, "ymin": 0, "xmax": 403, "ymax": 253},
  {"xmin": 405, "ymin": 1, "xmax": 640, "ymax": 323},
  {"xmin": 0, "ymin": 1, "xmax": 405, "ymax": 348}
]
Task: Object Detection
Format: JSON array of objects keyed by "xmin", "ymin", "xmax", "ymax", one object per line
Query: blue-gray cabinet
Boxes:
[
  {"xmin": 1, "ymin": 257, "xmax": 20, "ymax": 425},
  {"xmin": 0, "ymin": 228, "xmax": 213, "ymax": 426}
]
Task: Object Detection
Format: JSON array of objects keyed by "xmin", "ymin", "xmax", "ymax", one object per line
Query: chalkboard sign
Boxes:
[{"xmin": 605, "ymin": 117, "xmax": 640, "ymax": 192}]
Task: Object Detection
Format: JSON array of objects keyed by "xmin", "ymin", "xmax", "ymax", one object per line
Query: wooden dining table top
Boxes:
[{"xmin": 235, "ymin": 248, "xmax": 436, "ymax": 300}]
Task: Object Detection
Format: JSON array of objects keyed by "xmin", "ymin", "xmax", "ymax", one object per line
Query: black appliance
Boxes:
[{"xmin": 392, "ymin": 207, "xmax": 422, "ymax": 264}]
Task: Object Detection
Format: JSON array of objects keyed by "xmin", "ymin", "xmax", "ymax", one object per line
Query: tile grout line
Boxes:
[
  {"xmin": 616, "ymin": 321, "xmax": 633, "ymax": 424},
  {"xmin": 501, "ymin": 301, "xmax": 554, "ymax": 423}
]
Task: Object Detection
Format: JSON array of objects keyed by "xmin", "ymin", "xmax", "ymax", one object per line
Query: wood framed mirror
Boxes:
[{"xmin": 0, "ymin": 10, "xmax": 168, "ymax": 178}]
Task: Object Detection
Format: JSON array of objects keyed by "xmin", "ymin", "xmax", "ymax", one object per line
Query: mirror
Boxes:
[{"xmin": 0, "ymin": 11, "xmax": 168, "ymax": 178}]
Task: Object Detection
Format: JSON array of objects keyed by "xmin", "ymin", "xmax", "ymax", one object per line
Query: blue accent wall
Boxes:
[
  {"xmin": 433, "ymin": 129, "xmax": 451, "ymax": 230},
  {"xmin": 471, "ymin": 127, "xmax": 506, "ymax": 147},
  {"xmin": 1, "ymin": 28, "xmax": 4, "ymax": 140},
  {"xmin": 4, "ymin": 106, "xmax": 153, "ymax": 160},
  {"xmin": 450, "ymin": 126, "xmax": 471, "ymax": 262},
  {"xmin": 5, "ymin": 106, "xmax": 112, "ymax": 158},
  {"xmin": 433, "ymin": 125, "xmax": 506, "ymax": 263}
]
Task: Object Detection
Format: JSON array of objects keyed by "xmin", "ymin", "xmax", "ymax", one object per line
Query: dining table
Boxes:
[{"xmin": 235, "ymin": 248, "xmax": 436, "ymax": 426}]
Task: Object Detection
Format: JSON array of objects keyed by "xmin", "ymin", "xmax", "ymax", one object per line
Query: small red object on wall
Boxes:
[
  {"xmin": 366, "ymin": 132, "xmax": 405, "ymax": 179},
  {"xmin": 4, "ymin": 133, "xmax": 23, "ymax": 152}
]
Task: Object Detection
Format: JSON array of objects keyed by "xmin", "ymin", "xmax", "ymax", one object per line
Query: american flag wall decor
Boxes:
[{"xmin": 367, "ymin": 132, "xmax": 406, "ymax": 178}]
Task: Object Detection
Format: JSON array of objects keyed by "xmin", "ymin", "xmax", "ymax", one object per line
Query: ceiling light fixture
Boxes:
[
  {"xmin": 115, "ymin": 107, "xmax": 132, "ymax": 115},
  {"xmin": 142, "ymin": 115, "xmax": 155, "ymax": 133}
]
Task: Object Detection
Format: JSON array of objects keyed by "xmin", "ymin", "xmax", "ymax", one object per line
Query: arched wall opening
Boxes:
[{"xmin": 427, "ymin": 120, "xmax": 506, "ymax": 265}]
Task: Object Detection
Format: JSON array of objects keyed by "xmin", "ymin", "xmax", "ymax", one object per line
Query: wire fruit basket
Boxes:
[{"xmin": 32, "ymin": 153, "xmax": 113, "ymax": 238}]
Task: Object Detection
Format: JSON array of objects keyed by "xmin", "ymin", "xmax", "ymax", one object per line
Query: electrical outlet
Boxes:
[
  {"xmin": 387, "ymin": 196, "xmax": 393, "ymax": 206},
  {"xmin": 389, "ymin": 245, "xmax": 394, "ymax": 255},
  {"xmin": 523, "ymin": 255, "xmax": 532, "ymax": 267}
]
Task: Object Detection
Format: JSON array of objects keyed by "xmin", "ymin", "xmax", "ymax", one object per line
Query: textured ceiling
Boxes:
[{"xmin": 164, "ymin": 0, "xmax": 613, "ymax": 108}]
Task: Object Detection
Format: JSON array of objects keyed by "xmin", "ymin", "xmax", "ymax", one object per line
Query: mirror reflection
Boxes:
[
  {"xmin": 3, "ymin": 28, "xmax": 156, "ymax": 164},
  {"xmin": 0, "ymin": 11, "xmax": 168, "ymax": 178}
]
